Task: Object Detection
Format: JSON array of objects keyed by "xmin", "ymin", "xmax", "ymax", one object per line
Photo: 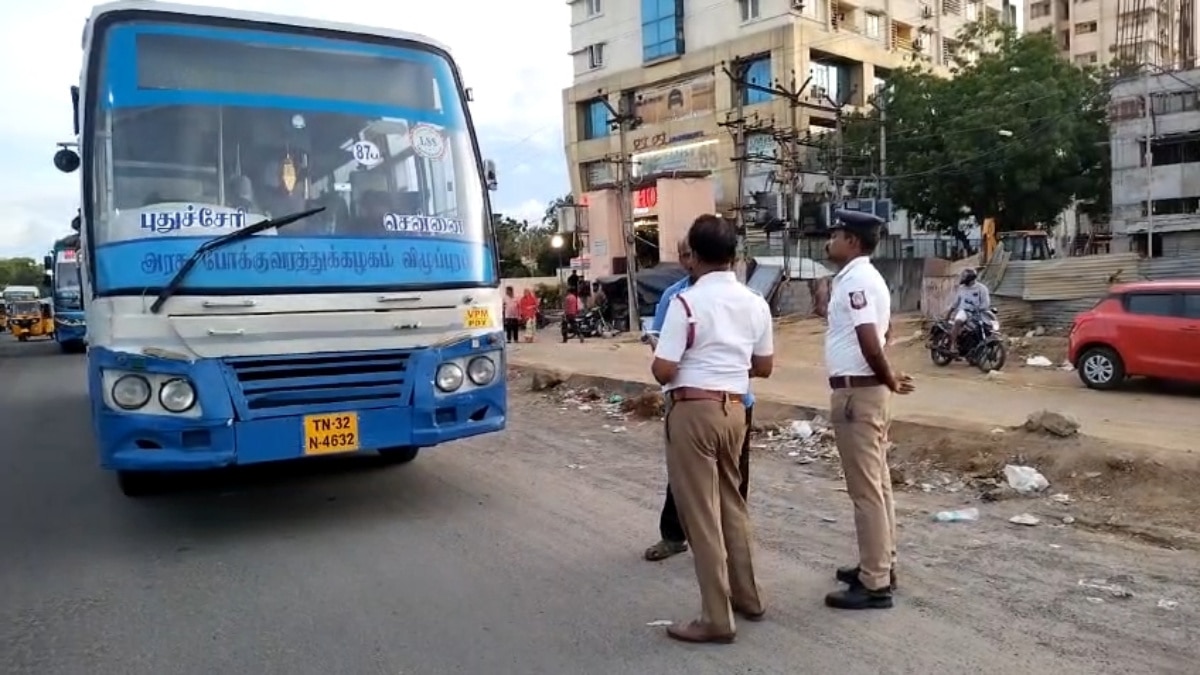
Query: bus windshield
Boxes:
[
  {"xmin": 54, "ymin": 257, "xmax": 83, "ymax": 310},
  {"xmin": 87, "ymin": 20, "xmax": 494, "ymax": 296}
]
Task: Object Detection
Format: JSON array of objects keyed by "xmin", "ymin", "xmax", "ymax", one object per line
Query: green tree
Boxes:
[
  {"xmin": 0, "ymin": 257, "xmax": 46, "ymax": 287},
  {"xmin": 832, "ymin": 21, "xmax": 1111, "ymax": 251}
]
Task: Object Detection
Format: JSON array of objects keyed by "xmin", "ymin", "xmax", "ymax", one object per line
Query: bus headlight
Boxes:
[
  {"xmin": 158, "ymin": 378, "xmax": 197, "ymax": 413},
  {"xmin": 435, "ymin": 363, "xmax": 464, "ymax": 392},
  {"xmin": 112, "ymin": 375, "xmax": 152, "ymax": 410},
  {"xmin": 467, "ymin": 356, "xmax": 497, "ymax": 385}
]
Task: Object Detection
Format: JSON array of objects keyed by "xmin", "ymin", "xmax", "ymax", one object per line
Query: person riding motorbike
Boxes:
[{"xmin": 947, "ymin": 268, "xmax": 991, "ymax": 352}]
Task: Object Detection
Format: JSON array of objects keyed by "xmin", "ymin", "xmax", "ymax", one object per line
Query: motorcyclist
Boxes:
[{"xmin": 948, "ymin": 268, "xmax": 991, "ymax": 352}]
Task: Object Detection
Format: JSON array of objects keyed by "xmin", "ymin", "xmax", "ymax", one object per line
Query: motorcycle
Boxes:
[
  {"xmin": 928, "ymin": 308, "xmax": 1007, "ymax": 373},
  {"xmin": 562, "ymin": 306, "xmax": 610, "ymax": 341}
]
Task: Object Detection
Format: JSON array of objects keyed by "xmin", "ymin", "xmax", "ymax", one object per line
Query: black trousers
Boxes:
[
  {"xmin": 503, "ymin": 318, "xmax": 520, "ymax": 343},
  {"xmin": 660, "ymin": 405, "xmax": 753, "ymax": 544}
]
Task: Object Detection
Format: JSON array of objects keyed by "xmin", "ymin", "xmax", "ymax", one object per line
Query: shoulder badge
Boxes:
[{"xmin": 849, "ymin": 291, "xmax": 867, "ymax": 310}]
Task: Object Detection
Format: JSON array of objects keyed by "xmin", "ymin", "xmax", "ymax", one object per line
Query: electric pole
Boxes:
[
  {"xmin": 719, "ymin": 61, "xmax": 750, "ymax": 280},
  {"xmin": 599, "ymin": 91, "xmax": 642, "ymax": 330}
]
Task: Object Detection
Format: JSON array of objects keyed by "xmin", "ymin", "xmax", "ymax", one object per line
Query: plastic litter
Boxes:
[
  {"xmin": 1004, "ymin": 464, "xmax": 1049, "ymax": 495},
  {"xmin": 933, "ymin": 507, "xmax": 980, "ymax": 522}
]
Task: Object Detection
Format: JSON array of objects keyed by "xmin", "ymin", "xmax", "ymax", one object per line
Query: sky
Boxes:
[{"xmin": 0, "ymin": 0, "xmax": 571, "ymax": 259}]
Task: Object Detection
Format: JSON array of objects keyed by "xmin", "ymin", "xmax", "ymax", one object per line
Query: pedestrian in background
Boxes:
[
  {"xmin": 643, "ymin": 237, "xmax": 756, "ymax": 564},
  {"xmin": 502, "ymin": 286, "xmax": 520, "ymax": 344},
  {"xmin": 822, "ymin": 209, "xmax": 914, "ymax": 611},
  {"xmin": 651, "ymin": 214, "xmax": 774, "ymax": 644},
  {"xmin": 561, "ymin": 285, "xmax": 584, "ymax": 343},
  {"xmin": 519, "ymin": 289, "xmax": 539, "ymax": 343}
]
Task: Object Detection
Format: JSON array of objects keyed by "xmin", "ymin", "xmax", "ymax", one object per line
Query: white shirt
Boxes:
[
  {"xmin": 825, "ymin": 256, "xmax": 891, "ymax": 377},
  {"xmin": 654, "ymin": 271, "xmax": 773, "ymax": 394}
]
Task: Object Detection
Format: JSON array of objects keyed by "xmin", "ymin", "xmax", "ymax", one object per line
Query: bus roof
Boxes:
[
  {"xmin": 88, "ymin": 1, "xmax": 454, "ymax": 56},
  {"xmin": 2, "ymin": 286, "xmax": 40, "ymax": 294}
]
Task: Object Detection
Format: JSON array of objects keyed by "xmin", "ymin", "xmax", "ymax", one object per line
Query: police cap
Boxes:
[{"xmin": 830, "ymin": 209, "xmax": 885, "ymax": 234}]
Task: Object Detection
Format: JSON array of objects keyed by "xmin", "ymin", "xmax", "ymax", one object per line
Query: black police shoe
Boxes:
[
  {"xmin": 824, "ymin": 584, "xmax": 894, "ymax": 610},
  {"xmin": 835, "ymin": 565, "xmax": 897, "ymax": 591}
]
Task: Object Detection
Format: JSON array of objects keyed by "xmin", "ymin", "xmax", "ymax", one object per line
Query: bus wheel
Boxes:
[
  {"xmin": 378, "ymin": 446, "xmax": 419, "ymax": 465},
  {"xmin": 117, "ymin": 471, "xmax": 159, "ymax": 497}
]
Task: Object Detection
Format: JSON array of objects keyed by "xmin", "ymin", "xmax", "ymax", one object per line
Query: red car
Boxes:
[{"xmin": 1068, "ymin": 279, "xmax": 1200, "ymax": 390}]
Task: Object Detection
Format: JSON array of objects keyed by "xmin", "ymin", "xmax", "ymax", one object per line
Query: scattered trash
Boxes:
[
  {"xmin": 933, "ymin": 508, "xmax": 980, "ymax": 522},
  {"xmin": 990, "ymin": 427, "xmax": 1006, "ymax": 434},
  {"xmin": 609, "ymin": 394, "xmax": 624, "ymax": 404},
  {"xmin": 1009, "ymin": 513, "xmax": 1040, "ymax": 526},
  {"xmin": 1004, "ymin": 464, "xmax": 1050, "ymax": 495},
  {"xmin": 1049, "ymin": 493, "xmax": 1072, "ymax": 503},
  {"xmin": 611, "ymin": 426, "xmax": 626, "ymax": 433},
  {"xmin": 1078, "ymin": 578, "xmax": 1134, "ymax": 598},
  {"xmin": 1157, "ymin": 599, "xmax": 1179, "ymax": 611},
  {"xmin": 788, "ymin": 420, "xmax": 814, "ymax": 440},
  {"xmin": 577, "ymin": 404, "xmax": 593, "ymax": 412},
  {"xmin": 820, "ymin": 516, "xmax": 838, "ymax": 523},
  {"xmin": 1085, "ymin": 597, "xmax": 1105, "ymax": 605},
  {"xmin": 1059, "ymin": 361, "xmax": 1075, "ymax": 372},
  {"xmin": 645, "ymin": 619, "xmax": 674, "ymax": 627},
  {"xmin": 566, "ymin": 463, "xmax": 586, "ymax": 470},
  {"xmin": 1062, "ymin": 515, "xmax": 1076, "ymax": 524},
  {"xmin": 1025, "ymin": 355, "xmax": 1054, "ymax": 367},
  {"xmin": 1023, "ymin": 409, "xmax": 1081, "ymax": 437}
]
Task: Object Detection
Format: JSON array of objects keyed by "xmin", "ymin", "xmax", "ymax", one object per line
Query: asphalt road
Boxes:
[{"xmin": 1, "ymin": 337, "xmax": 1196, "ymax": 675}]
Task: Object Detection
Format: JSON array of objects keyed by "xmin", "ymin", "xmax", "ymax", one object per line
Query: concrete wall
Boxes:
[
  {"xmin": 775, "ymin": 257, "xmax": 923, "ymax": 316},
  {"xmin": 500, "ymin": 277, "xmax": 561, "ymax": 298}
]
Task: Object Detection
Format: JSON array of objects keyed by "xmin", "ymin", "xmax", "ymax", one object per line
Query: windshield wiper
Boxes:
[{"xmin": 149, "ymin": 207, "xmax": 325, "ymax": 314}]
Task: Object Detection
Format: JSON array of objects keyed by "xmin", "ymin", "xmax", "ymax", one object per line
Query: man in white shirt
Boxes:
[
  {"xmin": 651, "ymin": 214, "xmax": 774, "ymax": 644},
  {"xmin": 823, "ymin": 210, "xmax": 914, "ymax": 611}
]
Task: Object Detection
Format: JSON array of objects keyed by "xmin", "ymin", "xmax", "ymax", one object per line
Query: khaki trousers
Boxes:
[
  {"xmin": 830, "ymin": 385, "xmax": 896, "ymax": 591},
  {"xmin": 665, "ymin": 398, "xmax": 761, "ymax": 632}
]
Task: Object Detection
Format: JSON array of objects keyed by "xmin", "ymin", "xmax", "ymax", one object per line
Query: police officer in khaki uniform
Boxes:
[
  {"xmin": 651, "ymin": 215, "xmax": 774, "ymax": 643},
  {"xmin": 823, "ymin": 210, "xmax": 914, "ymax": 611}
]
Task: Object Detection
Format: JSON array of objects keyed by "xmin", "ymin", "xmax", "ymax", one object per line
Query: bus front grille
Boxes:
[{"xmin": 222, "ymin": 350, "xmax": 413, "ymax": 419}]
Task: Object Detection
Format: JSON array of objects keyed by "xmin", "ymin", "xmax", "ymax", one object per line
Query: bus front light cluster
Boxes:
[
  {"xmin": 110, "ymin": 374, "xmax": 197, "ymax": 413},
  {"xmin": 158, "ymin": 378, "xmax": 197, "ymax": 413},
  {"xmin": 466, "ymin": 356, "xmax": 496, "ymax": 385},
  {"xmin": 112, "ymin": 375, "xmax": 152, "ymax": 410},
  {"xmin": 435, "ymin": 363, "xmax": 465, "ymax": 392}
]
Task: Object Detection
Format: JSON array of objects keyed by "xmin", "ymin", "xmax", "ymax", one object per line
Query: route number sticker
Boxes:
[
  {"xmin": 351, "ymin": 140, "xmax": 383, "ymax": 167},
  {"xmin": 410, "ymin": 124, "xmax": 446, "ymax": 160},
  {"xmin": 464, "ymin": 307, "xmax": 492, "ymax": 328}
]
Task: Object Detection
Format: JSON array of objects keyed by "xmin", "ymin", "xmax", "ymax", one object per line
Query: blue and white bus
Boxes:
[
  {"xmin": 53, "ymin": 1, "xmax": 506, "ymax": 496},
  {"xmin": 46, "ymin": 231, "xmax": 87, "ymax": 352}
]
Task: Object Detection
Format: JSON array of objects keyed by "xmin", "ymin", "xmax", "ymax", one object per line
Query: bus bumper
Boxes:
[{"xmin": 88, "ymin": 341, "xmax": 507, "ymax": 473}]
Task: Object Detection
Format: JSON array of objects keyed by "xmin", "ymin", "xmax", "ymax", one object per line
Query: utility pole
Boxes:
[
  {"xmin": 719, "ymin": 61, "xmax": 751, "ymax": 281},
  {"xmin": 599, "ymin": 91, "xmax": 642, "ymax": 330},
  {"xmin": 878, "ymin": 97, "xmax": 887, "ymax": 201},
  {"xmin": 1143, "ymin": 70, "xmax": 1155, "ymax": 257},
  {"xmin": 724, "ymin": 66, "xmax": 836, "ymax": 271}
]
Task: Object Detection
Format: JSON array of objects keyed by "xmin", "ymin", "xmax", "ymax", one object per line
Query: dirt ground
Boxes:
[
  {"xmin": 502, "ymin": 375, "xmax": 1197, "ymax": 673},
  {"xmin": 510, "ymin": 315, "xmax": 1200, "ymax": 453}
]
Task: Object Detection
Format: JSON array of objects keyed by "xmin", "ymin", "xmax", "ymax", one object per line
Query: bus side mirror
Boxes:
[
  {"xmin": 484, "ymin": 159, "xmax": 497, "ymax": 191},
  {"xmin": 43, "ymin": 274, "xmax": 52, "ymax": 289},
  {"xmin": 43, "ymin": 255, "xmax": 52, "ymax": 270},
  {"xmin": 71, "ymin": 86, "xmax": 80, "ymax": 136},
  {"xmin": 54, "ymin": 147, "xmax": 80, "ymax": 173},
  {"xmin": 71, "ymin": 213, "xmax": 81, "ymax": 231}
]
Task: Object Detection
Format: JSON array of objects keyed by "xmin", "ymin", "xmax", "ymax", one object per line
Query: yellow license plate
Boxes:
[
  {"xmin": 303, "ymin": 412, "xmax": 360, "ymax": 455},
  {"xmin": 464, "ymin": 307, "xmax": 492, "ymax": 328}
]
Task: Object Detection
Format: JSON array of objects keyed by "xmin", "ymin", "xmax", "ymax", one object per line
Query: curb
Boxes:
[{"xmin": 506, "ymin": 359, "xmax": 996, "ymax": 436}]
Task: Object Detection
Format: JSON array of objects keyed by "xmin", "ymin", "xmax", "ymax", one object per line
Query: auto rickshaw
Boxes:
[
  {"xmin": 7, "ymin": 299, "xmax": 54, "ymax": 341},
  {"xmin": 0, "ymin": 302, "xmax": 6, "ymax": 332}
]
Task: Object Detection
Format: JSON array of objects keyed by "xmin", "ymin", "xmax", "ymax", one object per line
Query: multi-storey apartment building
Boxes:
[
  {"xmin": 1025, "ymin": 0, "xmax": 1196, "ymax": 69},
  {"xmin": 562, "ymin": 0, "xmax": 1016, "ymax": 276},
  {"xmin": 1109, "ymin": 67, "xmax": 1200, "ymax": 255}
]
